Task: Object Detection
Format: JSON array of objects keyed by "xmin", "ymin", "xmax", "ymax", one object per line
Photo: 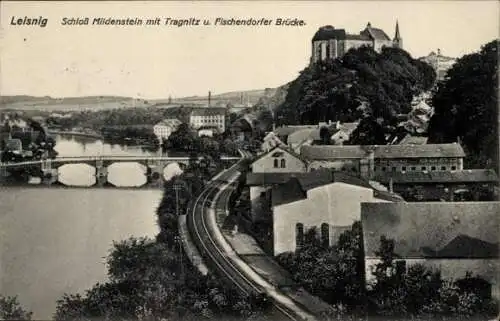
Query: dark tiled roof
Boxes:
[
  {"xmin": 312, "ymin": 25, "xmax": 346, "ymax": 41},
  {"xmin": 374, "ymin": 169, "xmax": 499, "ymax": 184},
  {"xmin": 361, "ymin": 202, "xmax": 500, "ymax": 259},
  {"xmin": 361, "ymin": 27, "xmax": 391, "ymax": 41},
  {"xmin": 190, "ymin": 107, "xmax": 227, "ymax": 117},
  {"xmin": 301, "ymin": 145, "xmax": 369, "ymax": 159},
  {"xmin": 270, "ymin": 169, "xmax": 401, "ymax": 207},
  {"xmin": 271, "ymin": 178, "xmax": 306, "ymax": 207},
  {"xmin": 301, "ymin": 143, "xmax": 465, "ymax": 160}
]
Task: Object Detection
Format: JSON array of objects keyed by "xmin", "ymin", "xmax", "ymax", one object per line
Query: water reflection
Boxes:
[{"xmin": 39, "ymin": 134, "xmax": 182, "ymax": 187}]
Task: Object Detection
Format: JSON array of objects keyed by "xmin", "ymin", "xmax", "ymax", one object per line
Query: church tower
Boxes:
[{"xmin": 393, "ymin": 20, "xmax": 403, "ymax": 49}]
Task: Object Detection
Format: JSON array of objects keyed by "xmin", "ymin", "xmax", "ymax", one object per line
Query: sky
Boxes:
[{"xmin": 1, "ymin": 1, "xmax": 498, "ymax": 99}]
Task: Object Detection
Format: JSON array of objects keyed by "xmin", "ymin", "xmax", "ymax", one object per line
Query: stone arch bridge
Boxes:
[{"xmin": 0, "ymin": 155, "xmax": 241, "ymax": 188}]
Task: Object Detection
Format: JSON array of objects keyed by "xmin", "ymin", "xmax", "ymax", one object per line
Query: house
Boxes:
[
  {"xmin": 260, "ymin": 131, "xmax": 286, "ymax": 153},
  {"xmin": 189, "ymin": 107, "xmax": 226, "ymax": 133},
  {"xmin": 153, "ymin": 118, "xmax": 182, "ymax": 141},
  {"xmin": 330, "ymin": 122, "xmax": 360, "ymax": 145},
  {"xmin": 361, "ymin": 202, "xmax": 500, "ymax": 300},
  {"xmin": 373, "ymin": 169, "xmax": 498, "ymax": 201},
  {"xmin": 250, "ymin": 145, "xmax": 308, "ymax": 174},
  {"xmin": 301, "ymin": 143, "xmax": 465, "ymax": 179},
  {"xmin": 271, "ymin": 169, "xmax": 403, "ymax": 256}
]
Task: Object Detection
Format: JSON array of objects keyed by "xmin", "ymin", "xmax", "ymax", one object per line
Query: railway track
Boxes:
[{"xmin": 187, "ymin": 160, "xmax": 318, "ymax": 321}]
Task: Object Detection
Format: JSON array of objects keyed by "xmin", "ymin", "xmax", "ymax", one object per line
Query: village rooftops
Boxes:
[
  {"xmin": 374, "ymin": 169, "xmax": 499, "ymax": 184},
  {"xmin": 190, "ymin": 107, "xmax": 227, "ymax": 117},
  {"xmin": 300, "ymin": 143, "xmax": 465, "ymax": 160}
]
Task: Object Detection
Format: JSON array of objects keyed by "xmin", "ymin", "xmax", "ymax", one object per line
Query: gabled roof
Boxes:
[
  {"xmin": 332, "ymin": 122, "xmax": 359, "ymax": 136},
  {"xmin": 361, "ymin": 26, "xmax": 391, "ymax": 41},
  {"xmin": 301, "ymin": 143, "xmax": 465, "ymax": 160},
  {"xmin": 270, "ymin": 168, "xmax": 403, "ymax": 207},
  {"xmin": 272, "ymin": 178, "xmax": 306, "ymax": 207},
  {"xmin": 251, "ymin": 145, "xmax": 308, "ymax": 166}
]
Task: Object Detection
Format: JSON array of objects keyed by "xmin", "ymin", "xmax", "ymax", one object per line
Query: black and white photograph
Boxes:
[{"xmin": 1, "ymin": 1, "xmax": 499, "ymax": 320}]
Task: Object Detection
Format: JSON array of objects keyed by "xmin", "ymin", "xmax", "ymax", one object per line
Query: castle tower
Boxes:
[{"xmin": 393, "ymin": 20, "xmax": 403, "ymax": 49}]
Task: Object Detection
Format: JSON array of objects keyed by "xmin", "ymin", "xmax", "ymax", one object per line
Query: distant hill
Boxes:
[
  {"xmin": 168, "ymin": 88, "xmax": 278, "ymax": 107},
  {"xmin": 0, "ymin": 88, "xmax": 279, "ymax": 112},
  {"xmin": 0, "ymin": 95, "xmax": 150, "ymax": 111}
]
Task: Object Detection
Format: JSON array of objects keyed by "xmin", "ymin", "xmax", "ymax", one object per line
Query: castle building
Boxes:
[
  {"xmin": 311, "ymin": 21, "xmax": 403, "ymax": 64},
  {"xmin": 419, "ymin": 49, "xmax": 457, "ymax": 81}
]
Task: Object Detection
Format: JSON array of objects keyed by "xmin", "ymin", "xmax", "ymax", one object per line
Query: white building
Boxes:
[
  {"xmin": 271, "ymin": 169, "xmax": 403, "ymax": 256},
  {"xmin": 153, "ymin": 118, "xmax": 182, "ymax": 141},
  {"xmin": 189, "ymin": 107, "xmax": 226, "ymax": 133}
]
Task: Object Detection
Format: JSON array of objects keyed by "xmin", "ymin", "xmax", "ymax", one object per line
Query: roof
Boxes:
[
  {"xmin": 374, "ymin": 169, "xmax": 499, "ymax": 184},
  {"xmin": 287, "ymin": 128, "xmax": 321, "ymax": 145},
  {"xmin": 155, "ymin": 118, "xmax": 182, "ymax": 127},
  {"xmin": 312, "ymin": 25, "xmax": 346, "ymax": 41},
  {"xmin": 270, "ymin": 168, "xmax": 402, "ymax": 207},
  {"xmin": 271, "ymin": 178, "xmax": 307, "ymax": 207},
  {"xmin": 361, "ymin": 202, "xmax": 500, "ymax": 258},
  {"xmin": 361, "ymin": 26, "xmax": 391, "ymax": 41},
  {"xmin": 301, "ymin": 143, "xmax": 465, "ymax": 160},
  {"xmin": 274, "ymin": 125, "xmax": 317, "ymax": 139},
  {"xmin": 251, "ymin": 145, "xmax": 308, "ymax": 166},
  {"xmin": 190, "ymin": 107, "xmax": 227, "ymax": 117},
  {"xmin": 332, "ymin": 122, "xmax": 359, "ymax": 136}
]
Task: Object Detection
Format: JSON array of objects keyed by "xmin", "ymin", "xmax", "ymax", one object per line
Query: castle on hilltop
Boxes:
[{"xmin": 310, "ymin": 21, "xmax": 403, "ymax": 64}]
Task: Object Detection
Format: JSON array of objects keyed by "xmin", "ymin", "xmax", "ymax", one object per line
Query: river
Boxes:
[{"xmin": 0, "ymin": 135, "xmax": 173, "ymax": 319}]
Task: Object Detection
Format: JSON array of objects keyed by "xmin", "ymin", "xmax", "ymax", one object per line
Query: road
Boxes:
[{"xmin": 187, "ymin": 159, "xmax": 319, "ymax": 321}]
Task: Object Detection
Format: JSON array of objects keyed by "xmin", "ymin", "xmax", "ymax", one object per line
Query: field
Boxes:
[{"xmin": 0, "ymin": 88, "xmax": 277, "ymax": 112}]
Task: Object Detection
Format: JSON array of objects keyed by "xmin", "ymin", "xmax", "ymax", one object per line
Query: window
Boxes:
[
  {"xmin": 422, "ymin": 166, "xmax": 427, "ymax": 171},
  {"xmin": 451, "ymin": 166, "xmax": 456, "ymax": 170},
  {"xmin": 280, "ymin": 159, "xmax": 286, "ymax": 168},
  {"xmin": 374, "ymin": 166, "xmax": 378, "ymax": 172},
  {"xmin": 273, "ymin": 159, "xmax": 279, "ymax": 168},
  {"xmin": 411, "ymin": 167, "xmax": 416, "ymax": 171},
  {"xmin": 321, "ymin": 223, "xmax": 329, "ymax": 248},
  {"xmin": 441, "ymin": 166, "xmax": 446, "ymax": 170},
  {"xmin": 296, "ymin": 223, "xmax": 305, "ymax": 249},
  {"xmin": 382, "ymin": 167, "xmax": 386, "ymax": 172},
  {"xmin": 402, "ymin": 166, "xmax": 406, "ymax": 171},
  {"xmin": 352, "ymin": 167, "xmax": 357, "ymax": 172},
  {"xmin": 260, "ymin": 191, "xmax": 266, "ymax": 198},
  {"xmin": 431, "ymin": 166, "xmax": 436, "ymax": 171}
]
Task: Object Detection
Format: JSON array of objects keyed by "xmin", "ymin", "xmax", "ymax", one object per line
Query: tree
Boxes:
[
  {"xmin": 0, "ymin": 295, "xmax": 32, "ymax": 320},
  {"xmin": 276, "ymin": 46, "xmax": 436, "ymax": 127},
  {"xmin": 428, "ymin": 39, "xmax": 498, "ymax": 169}
]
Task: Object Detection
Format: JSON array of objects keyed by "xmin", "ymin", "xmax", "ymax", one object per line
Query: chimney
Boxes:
[
  {"xmin": 208, "ymin": 91, "xmax": 211, "ymax": 107},
  {"xmin": 389, "ymin": 177, "xmax": 394, "ymax": 193}
]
